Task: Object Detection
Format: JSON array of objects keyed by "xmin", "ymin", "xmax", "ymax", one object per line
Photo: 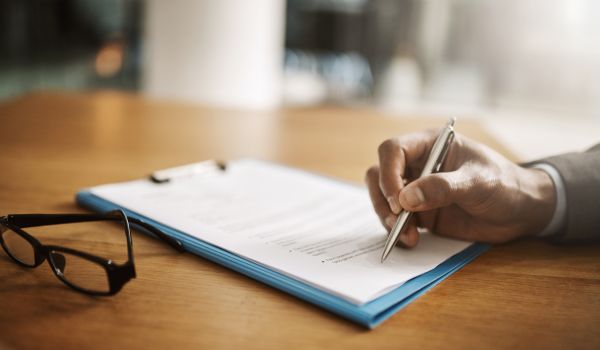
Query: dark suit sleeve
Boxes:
[{"xmin": 539, "ymin": 143, "xmax": 600, "ymax": 242}]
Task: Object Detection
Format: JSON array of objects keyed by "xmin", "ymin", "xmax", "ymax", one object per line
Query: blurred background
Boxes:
[{"xmin": 1, "ymin": 0, "xmax": 599, "ymax": 160}]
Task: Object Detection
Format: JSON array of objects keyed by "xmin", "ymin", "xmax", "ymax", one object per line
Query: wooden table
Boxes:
[{"xmin": 1, "ymin": 92, "xmax": 599, "ymax": 350}]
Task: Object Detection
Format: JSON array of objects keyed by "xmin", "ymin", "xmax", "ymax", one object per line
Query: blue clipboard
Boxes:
[{"xmin": 76, "ymin": 190, "xmax": 488, "ymax": 329}]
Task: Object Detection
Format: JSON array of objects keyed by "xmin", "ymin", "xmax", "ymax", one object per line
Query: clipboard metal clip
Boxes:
[{"xmin": 149, "ymin": 160, "xmax": 227, "ymax": 184}]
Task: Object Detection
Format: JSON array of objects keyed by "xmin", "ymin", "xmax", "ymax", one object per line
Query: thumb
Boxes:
[{"xmin": 398, "ymin": 170, "xmax": 472, "ymax": 212}]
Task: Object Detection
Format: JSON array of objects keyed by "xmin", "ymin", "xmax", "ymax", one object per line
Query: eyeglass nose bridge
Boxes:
[{"xmin": 50, "ymin": 252, "xmax": 67, "ymax": 276}]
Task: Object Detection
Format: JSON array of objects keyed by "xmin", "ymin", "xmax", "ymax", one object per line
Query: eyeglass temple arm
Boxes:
[
  {"xmin": 5, "ymin": 213, "xmax": 185, "ymax": 252},
  {"xmin": 126, "ymin": 217, "xmax": 185, "ymax": 252}
]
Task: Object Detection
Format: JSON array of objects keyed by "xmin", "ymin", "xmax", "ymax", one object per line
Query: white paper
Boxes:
[{"xmin": 90, "ymin": 159, "xmax": 471, "ymax": 305}]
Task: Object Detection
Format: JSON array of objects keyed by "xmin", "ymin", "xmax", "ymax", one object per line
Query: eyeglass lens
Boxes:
[
  {"xmin": 49, "ymin": 251, "xmax": 111, "ymax": 293},
  {"xmin": 1, "ymin": 226, "xmax": 36, "ymax": 266}
]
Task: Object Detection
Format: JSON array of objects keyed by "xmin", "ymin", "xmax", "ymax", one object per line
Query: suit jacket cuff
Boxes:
[
  {"xmin": 535, "ymin": 147, "xmax": 600, "ymax": 242},
  {"xmin": 530, "ymin": 163, "xmax": 567, "ymax": 238}
]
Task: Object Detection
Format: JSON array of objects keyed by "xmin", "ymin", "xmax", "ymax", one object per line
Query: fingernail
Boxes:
[
  {"xmin": 387, "ymin": 196, "xmax": 400, "ymax": 214},
  {"xmin": 385, "ymin": 215, "xmax": 396, "ymax": 228},
  {"xmin": 402, "ymin": 187, "xmax": 425, "ymax": 208}
]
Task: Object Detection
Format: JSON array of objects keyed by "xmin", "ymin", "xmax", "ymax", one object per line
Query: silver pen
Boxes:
[{"xmin": 380, "ymin": 117, "xmax": 456, "ymax": 263}]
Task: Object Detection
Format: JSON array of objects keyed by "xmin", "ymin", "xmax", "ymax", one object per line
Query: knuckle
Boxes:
[
  {"xmin": 365, "ymin": 166, "xmax": 379, "ymax": 182},
  {"xmin": 377, "ymin": 138, "xmax": 400, "ymax": 157}
]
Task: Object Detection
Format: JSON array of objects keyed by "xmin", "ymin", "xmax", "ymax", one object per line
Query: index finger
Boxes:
[{"xmin": 377, "ymin": 130, "xmax": 438, "ymax": 213}]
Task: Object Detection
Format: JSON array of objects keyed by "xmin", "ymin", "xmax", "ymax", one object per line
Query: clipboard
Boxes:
[{"xmin": 76, "ymin": 160, "xmax": 489, "ymax": 328}]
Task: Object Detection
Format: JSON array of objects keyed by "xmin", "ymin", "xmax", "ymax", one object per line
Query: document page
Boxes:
[{"xmin": 90, "ymin": 159, "xmax": 471, "ymax": 305}]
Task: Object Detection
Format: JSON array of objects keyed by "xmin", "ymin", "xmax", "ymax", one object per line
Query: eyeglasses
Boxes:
[{"xmin": 0, "ymin": 210, "xmax": 184, "ymax": 296}]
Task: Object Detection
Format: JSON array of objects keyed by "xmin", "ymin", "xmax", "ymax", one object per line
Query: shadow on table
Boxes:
[{"xmin": 0, "ymin": 261, "xmax": 108, "ymax": 325}]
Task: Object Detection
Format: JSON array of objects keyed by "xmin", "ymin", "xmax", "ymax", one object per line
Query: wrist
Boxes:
[{"xmin": 517, "ymin": 167, "xmax": 557, "ymax": 236}]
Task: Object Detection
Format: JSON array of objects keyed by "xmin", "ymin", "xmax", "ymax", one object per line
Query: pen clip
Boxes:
[{"xmin": 149, "ymin": 160, "xmax": 227, "ymax": 184}]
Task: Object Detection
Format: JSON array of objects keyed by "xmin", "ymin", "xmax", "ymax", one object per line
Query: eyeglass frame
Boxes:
[{"xmin": 0, "ymin": 210, "xmax": 184, "ymax": 296}]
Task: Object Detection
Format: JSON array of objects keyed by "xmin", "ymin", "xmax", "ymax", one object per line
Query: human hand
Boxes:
[{"xmin": 365, "ymin": 130, "xmax": 556, "ymax": 247}]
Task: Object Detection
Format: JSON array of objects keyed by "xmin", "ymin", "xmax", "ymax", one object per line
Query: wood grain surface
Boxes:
[{"xmin": 0, "ymin": 92, "xmax": 598, "ymax": 350}]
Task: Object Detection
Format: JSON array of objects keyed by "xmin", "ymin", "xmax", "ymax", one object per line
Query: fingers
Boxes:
[
  {"xmin": 399, "ymin": 220, "xmax": 420, "ymax": 248},
  {"xmin": 365, "ymin": 166, "xmax": 394, "ymax": 228},
  {"xmin": 398, "ymin": 169, "xmax": 474, "ymax": 212},
  {"xmin": 366, "ymin": 165, "xmax": 420, "ymax": 248},
  {"xmin": 377, "ymin": 139, "xmax": 404, "ymax": 214},
  {"xmin": 377, "ymin": 131, "xmax": 439, "ymax": 214},
  {"xmin": 372, "ymin": 130, "xmax": 472, "ymax": 248}
]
